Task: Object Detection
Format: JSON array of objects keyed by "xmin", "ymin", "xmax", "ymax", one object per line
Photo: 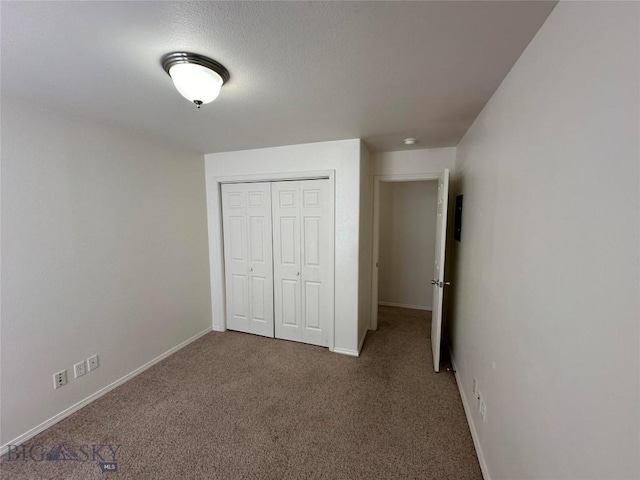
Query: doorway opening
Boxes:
[
  {"xmin": 371, "ymin": 171, "xmax": 450, "ymax": 371},
  {"xmin": 377, "ymin": 180, "xmax": 438, "ymax": 311}
]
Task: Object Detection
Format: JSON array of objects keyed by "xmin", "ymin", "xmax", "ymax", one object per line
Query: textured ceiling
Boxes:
[{"xmin": 1, "ymin": 1, "xmax": 556, "ymax": 154}]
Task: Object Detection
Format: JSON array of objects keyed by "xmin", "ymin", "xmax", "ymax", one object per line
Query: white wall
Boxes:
[
  {"xmin": 205, "ymin": 139, "xmax": 362, "ymax": 355},
  {"xmin": 378, "ymin": 181, "xmax": 437, "ymax": 310},
  {"xmin": 373, "ymin": 147, "xmax": 456, "ymax": 176},
  {"xmin": 358, "ymin": 141, "xmax": 373, "ymax": 350},
  {"xmin": 450, "ymin": 2, "xmax": 640, "ymax": 479},
  {"xmin": 0, "ymin": 98, "xmax": 212, "ymax": 447}
]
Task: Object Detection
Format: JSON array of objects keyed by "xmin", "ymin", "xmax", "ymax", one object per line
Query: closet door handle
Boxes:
[
  {"xmin": 296, "ymin": 272, "xmax": 300, "ymax": 276},
  {"xmin": 249, "ymin": 267, "xmax": 253, "ymax": 272}
]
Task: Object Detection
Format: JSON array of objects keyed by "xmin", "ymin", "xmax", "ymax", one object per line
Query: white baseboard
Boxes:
[
  {"xmin": 332, "ymin": 347, "xmax": 360, "ymax": 357},
  {"xmin": 0, "ymin": 327, "xmax": 212, "ymax": 456},
  {"xmin": 448, "ymin": 343, "xmax": 491, "ymax": 480},
  {"xmin": 378, "ymin": 301, "xmax": 430, "ymax": 311},
  {"xmin": 358, "ymin": 330, "xmax": 367, "ymax": 354}
]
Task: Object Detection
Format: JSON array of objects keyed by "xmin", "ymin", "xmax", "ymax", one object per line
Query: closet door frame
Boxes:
[{"xmin": 210, "ymin": 170, "xmax": 335, "ymax": 352}]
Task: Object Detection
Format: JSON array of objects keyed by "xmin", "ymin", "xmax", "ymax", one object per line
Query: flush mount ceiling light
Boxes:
[
  {"xmin": 162, "ymin": 52, "xmax": 230, "ymax": 108},
  {"xmin": 403, "ymin": 138, "xmax": 417, "ymax": 145}
]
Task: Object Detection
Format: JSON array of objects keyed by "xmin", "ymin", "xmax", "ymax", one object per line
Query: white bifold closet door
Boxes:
[
  {"xmin": 271, "ymin": 180, "xmax": 332, "ymax": 347},
  {"xmin": 221, "ymin": 182, "xmax": 274, "ymax": 338}
]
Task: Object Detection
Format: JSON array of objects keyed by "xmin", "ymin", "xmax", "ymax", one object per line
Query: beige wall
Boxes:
[
  {"xmin": 378, "ymin": 181, "xmax": 437, "ymax": 310},
  {"xmin": 358, "ymin": 141, "xmax": 373, "ymax": 350},
  {"xmin": 1, "ymin": 98, "xmax": 212, "ymax": 447},
  {"xmin": 450, "ymin": 2, "xmax": 640, "ymax": 478}
]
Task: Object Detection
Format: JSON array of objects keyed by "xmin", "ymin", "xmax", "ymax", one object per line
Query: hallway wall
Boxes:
[{"xmin": 378, "ymin": 181, "xmax": 437, "ymax": 310}]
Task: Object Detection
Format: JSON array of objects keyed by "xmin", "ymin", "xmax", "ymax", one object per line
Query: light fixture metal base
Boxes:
[{"xmin": 161, "ymin": 52, "xmax": 230, "ymax": 85}]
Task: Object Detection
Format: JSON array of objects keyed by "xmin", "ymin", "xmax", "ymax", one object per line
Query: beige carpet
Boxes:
[{"xmin": 1, "ymin": 306, "xmax": 482, "ymax": 479}]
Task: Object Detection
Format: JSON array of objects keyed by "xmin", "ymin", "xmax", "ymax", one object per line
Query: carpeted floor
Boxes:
[{"xmin": 1, "ymin": 306, "xmax": 482, "ymax": 479}]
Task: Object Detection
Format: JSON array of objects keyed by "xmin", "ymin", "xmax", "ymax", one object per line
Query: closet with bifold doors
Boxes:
[{"xmin": 221, "ymin": 179, "xmax": 334, "ymax": 348}]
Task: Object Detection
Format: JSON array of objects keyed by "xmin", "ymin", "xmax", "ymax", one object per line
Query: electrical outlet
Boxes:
[
  {"xmin": 74, "ymin": 361, "xmax": 87, "ymax": 378},
  {"xmin": 87, "ymin": 355, "xmax": 99, "ymax": 371},
  {"xmin": 53, "ymin": 370, "xmax": 67, "ymax": 389},
  {"xmin": 479, "ymin": 396, "xmax": 487, "ymax": 421},
  {"xmin": 472, "ymin": 379, "xmax": 477, "ymax": 396}
]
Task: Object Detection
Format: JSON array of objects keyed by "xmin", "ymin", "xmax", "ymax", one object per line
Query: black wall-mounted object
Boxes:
[{"xmin": 454, "ymin": 194, "xmax": 463, "ymax": 241}]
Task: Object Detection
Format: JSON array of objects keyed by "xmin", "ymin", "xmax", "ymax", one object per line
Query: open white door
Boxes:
[{"xmin": 431, "ymin": 169, "xmax": 450, "ymax": 372}]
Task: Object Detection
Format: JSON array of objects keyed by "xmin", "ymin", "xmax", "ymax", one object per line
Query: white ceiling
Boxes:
[{"xmin": 1, "ymin": 1, "xmax": 556, "ymax": 154}]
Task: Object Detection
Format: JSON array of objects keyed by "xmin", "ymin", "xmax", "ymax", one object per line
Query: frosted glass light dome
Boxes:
[
  {"xmin": 161, "ymin": 52, "xmax": 230, "ymax": 108},
  {"xmin": 169, "ymin": 63, "xmax": 223, "ymax": 105}
]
